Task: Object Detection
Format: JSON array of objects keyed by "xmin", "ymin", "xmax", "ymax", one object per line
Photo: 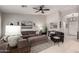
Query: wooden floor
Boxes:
[
  {"xmin": 30, "ymin": 35, "xmax": 79, "ymax": 53},
  {"xmin": 40, "ymin": 36, "xmax": 79, "ymax": 53}
]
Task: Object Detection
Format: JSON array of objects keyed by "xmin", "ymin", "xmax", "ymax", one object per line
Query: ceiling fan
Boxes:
[
  {"xmin": 33, "ymin": 5, "xmax": 50, "ymax": 14},
  {"xmin": 21, "ymin": 5, "xmax": 27, "ymax": 8}
]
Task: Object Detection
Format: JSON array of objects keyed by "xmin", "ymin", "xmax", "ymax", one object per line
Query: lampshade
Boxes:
[
  {"xmin": 5, "ymin": 25, "xmax": 21, "ymax": 36},
  {"xmin": 37, "ymin": 24, "xmax": 43, "ymax": 30}
]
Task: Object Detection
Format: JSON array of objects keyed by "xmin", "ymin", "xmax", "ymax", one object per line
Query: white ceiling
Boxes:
[{"xmin": 0, "ymin": 5, "xmax": 77, "ymax": 15}]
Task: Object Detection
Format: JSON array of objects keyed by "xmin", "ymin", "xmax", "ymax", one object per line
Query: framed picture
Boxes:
[
  {"xmin": 50, "ymin": 23, "xmax": 57, "ymax": 29},
  {"xmin": 21, "ymin": 21, "xmax": 35, "ymax": 29}
]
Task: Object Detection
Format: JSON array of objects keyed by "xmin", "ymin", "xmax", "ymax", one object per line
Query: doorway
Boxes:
[{"xmin": 68, "ymin": 19, "xmax": 78, "ymax": 36}]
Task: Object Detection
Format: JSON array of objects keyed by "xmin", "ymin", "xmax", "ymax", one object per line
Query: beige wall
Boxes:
[
  {"xmin": 76, "ymin": 6, "xmax": 79, "ymax": 32},
  {"xmin": 2, "ymin": 12, "xmax": 62, "ymax": 35},
  {"xmin": 0, "ymin": 13, "xmax": 1, "ymax": 37},
  {"xmin": 1, "ymin": 6, "xmax": 78, "ymax": 35},
  {"xmin": 2, "ymin": 13, "xmax": 46, "ymax": 35},
  {"xmin": 46, "ymin": 6, "xmax": 77, "ymax": 32},
  {"xmin": 61, "ymin": 6, "xmax": 77, "ymax": 17},
  {"xmin": 46, "ymin": 11, "xmax": 61, "ymax": 31}
]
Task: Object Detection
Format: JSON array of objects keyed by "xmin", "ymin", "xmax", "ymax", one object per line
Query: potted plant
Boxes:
[{"xmin": 42, "ymin": 26, "xmax": 48, "ymax": 35}]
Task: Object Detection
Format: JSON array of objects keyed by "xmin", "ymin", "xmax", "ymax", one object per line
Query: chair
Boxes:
[{"xmin": 50, "ymin": 31, "xmax": 64, "ymax": 45}]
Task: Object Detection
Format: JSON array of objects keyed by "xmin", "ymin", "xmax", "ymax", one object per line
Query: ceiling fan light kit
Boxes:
[
  {"xmin": 33, "ymin": 5, "xmax": 50, "ymax": 14},
  {"xmin": 21, "ymin": 5, "xmax": 27, "ymax": 8}
]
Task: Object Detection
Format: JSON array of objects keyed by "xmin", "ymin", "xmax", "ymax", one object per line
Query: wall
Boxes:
[
  {"xmin": 61, "ymin": 6, "xmax": 77, "ymax": 17},
  {"xmin": 60, "ymin": 7, "xmax": 78, "ymax": 34},
  {"xmin": 0, "ymin": 13, "xmax": 1, "ymax": 37},
  {"xmin": 63, "ymin": 13, "xmax": 78, "ymax": 36},
  {"xmin": 76, "ymin": 6, "xmax": 79, "ymax": 32},
  {"xmin": 76, "ymin": 6, "xmax": 79, "ymax": 39},
  {"xmin": 46, "ymin": 11, "xmax": 61, "ymax": 31},
  {"xmin": 2, "ymin": 13, "xmax": 46, "ymax": 35},
  {"xmin": 2, "ymin": 7, "xmax": 77, "ymax": 35}
]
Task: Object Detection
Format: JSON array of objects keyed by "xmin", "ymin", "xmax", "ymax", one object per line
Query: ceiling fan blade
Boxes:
[
  {"xmin": 33, "ymin": 5, "xmax": 50, "ymax": 14},
  {"xmin": 35, "ymin": 10, "xmax": 40, "ymax": 13},
  {"xmin": 21, "ymin": 5, "xmax": 27, "ymax": 8},
  {"xmin": 43, "ymin": 9, "xmax": 50, "ymax": 11},
  {"xmin": 33, "ymin": 8, "xmax": 39, "ymax": 10}
]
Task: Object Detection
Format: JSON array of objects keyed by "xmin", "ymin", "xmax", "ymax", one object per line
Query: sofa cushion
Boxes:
[
  {"xmin": 17, "ymin": 39, "xmax": 28, "ymax": 48},
  {"xmin": 28, "ymin": 35, "xmax": 48, "ymax": 46},
  {"xmin": 53, "ymin": 36, "xmax": 60, "ymax": 39}
]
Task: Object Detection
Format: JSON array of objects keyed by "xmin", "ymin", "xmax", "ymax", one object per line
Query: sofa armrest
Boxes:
[{"xmin": 17, "ymin": 39, "xmax": 28, "ymax": 48}]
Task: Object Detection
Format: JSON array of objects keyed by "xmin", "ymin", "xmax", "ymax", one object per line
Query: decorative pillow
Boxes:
[
  {"xmin": 53, "ymin": 36, "xmax": 60, "ymax": 39},
  {"xmin": 50, "ymin": 32, "xmax": 55, "ymax": 34}
]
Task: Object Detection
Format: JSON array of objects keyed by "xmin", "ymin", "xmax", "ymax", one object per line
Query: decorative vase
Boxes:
[{"xmin": 10, "ymin": 23, "xmax": 13, "ymax": 25}]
